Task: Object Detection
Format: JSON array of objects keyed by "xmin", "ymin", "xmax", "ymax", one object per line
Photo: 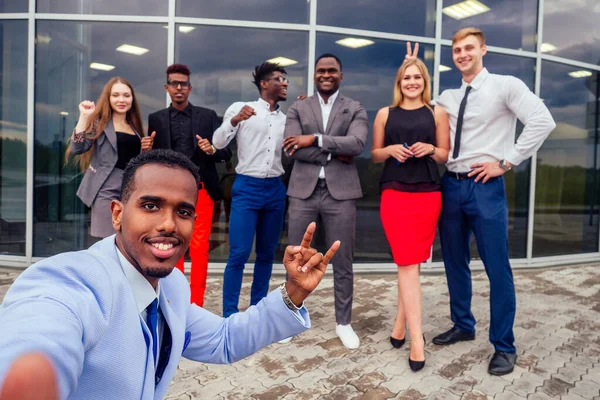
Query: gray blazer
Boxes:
[
  {"xmin": 284, "ymin": 93, "xmax": 368, "ymax": 200},
  {"xmin": 70, "ymin": 120, "xmax": 141, "ymax": 207}
]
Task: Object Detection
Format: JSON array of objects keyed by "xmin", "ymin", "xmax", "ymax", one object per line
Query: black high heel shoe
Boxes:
[
  {"xmin": 409, "ymin": 335, "xmax": 426, "ymax": 372},
  {"xmin": 390, "ymin": 336, "xmax": 406, "ymax": 349}
]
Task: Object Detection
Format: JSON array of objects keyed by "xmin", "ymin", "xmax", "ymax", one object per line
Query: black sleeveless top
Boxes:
[
  {"xmin": 379, "ymin": 106, "xmax": 441, "ymax": 193},
  {"xmin": 115, "ymin": 131, "xmax": 141, "ymax": 170}
]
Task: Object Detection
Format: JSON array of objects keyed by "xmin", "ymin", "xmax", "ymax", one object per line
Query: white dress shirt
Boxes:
[
  {"xmin": 436, "ymin": 68, "xmax": 556, "ymax": 173},
  {"xmin": 316, "ymin": 90, "xmax": 338, "ymax": 179},
  {"xmin": 117, "ymin": 247, "xmax": 163, "ymax": 368},
  {"xmin": 213, "ymin": 98, "xmax": 286, "ymax": 178}
]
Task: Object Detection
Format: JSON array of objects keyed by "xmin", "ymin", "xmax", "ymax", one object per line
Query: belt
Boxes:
[{"xmin": 446, "ymin": 171, "xmax": 472, "ymax": 180}]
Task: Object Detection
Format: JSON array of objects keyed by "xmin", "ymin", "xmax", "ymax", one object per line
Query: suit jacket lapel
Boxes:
[
  {"xmin": 155, "ymin": 289, "xmax": 184, "ymax": 393},
  {"xmin": 192, "ymin": 105, "xmax": 201, "ymax": 139},
  {"xmin": 325, "ymin": 94, "xmax": 345, "ymax": 135},
  {"xmin": 161, "ymin": 109, "xmax": 172, "ymax": 149},
  {"xmin": 105, "ymin": 119, "xmax": 117, "ymax": 151},
  {"xmin": 309, "ymin": 95, "xmax": 325, "ymax": 135}
]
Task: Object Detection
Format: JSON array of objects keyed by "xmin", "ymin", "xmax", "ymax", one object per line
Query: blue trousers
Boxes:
[
  {"xmin": 222, "ymin": 175, "xmax": 286, "ymax": 317},
  {"xmin": 439, "ymin": 174, "xmax": 516, "ymax": 353}
]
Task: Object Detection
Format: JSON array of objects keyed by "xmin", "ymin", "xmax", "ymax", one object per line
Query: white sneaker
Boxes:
[
  {"xmin": 336, "ymin": 324, "xmax": 360, "ymax": 349},
  {"xmin": 278, "ymin": 336, "xmax": 293, "ymax": 344}
]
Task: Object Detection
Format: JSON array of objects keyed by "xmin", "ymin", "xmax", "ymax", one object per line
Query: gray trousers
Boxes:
[{"xmin": 287, "ymin": 179, "xmax": 356, "ymax": 325}]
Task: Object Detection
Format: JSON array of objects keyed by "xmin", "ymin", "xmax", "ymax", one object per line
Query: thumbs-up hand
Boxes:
[
  {"xmin": 141, "ymin": 131, "xmax": 156, "ymax": 152},
  {"xmin": 196, "ymin": 135, "xmax": 216, "ymax": 155}
]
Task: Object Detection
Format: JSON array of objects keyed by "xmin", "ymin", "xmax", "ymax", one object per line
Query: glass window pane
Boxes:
[
  {"xmin": 442, "ymin": 0, "xmax": 538, "ymax": 51},
  {"xmin": 433, "ymin": 47, "xmax": 536, "ymax": 261},
  {"xmin": 37, "ymin": 0, "xmax": 167, "ymax": 16},
  {"xmin": 0, "ymin": 21, "xmax": 28, "ymax": 255},
  {"xmin": 0, "ymin": 1, "xmax": 27, "ymax": 12},
  {"xmin": 533, "ymin": 61, "xmax": 599, "ymax": 256},
  {"xmin": 176, "ymin": 25, "xmax": 309, "ymax": 262},
  {"xmin": 542, "ymin": 0, "xmax": 600, "ymax": 65},
  {"xmin": 34, "ymin": 21, "xmax": 167, "ymax": 257},
  {"xmin": 316, "ymin": 32, "xmax": 435, "ymax": 262},
  {"xmin": 317, "ymin": 0, "xmax": 436, "ymax": 37},
  {"xmin": 176, "ymin": 0, "xmax": 308, "ymax": 24}
]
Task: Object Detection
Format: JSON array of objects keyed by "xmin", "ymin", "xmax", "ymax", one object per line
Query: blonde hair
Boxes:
[
  {"xmin": 390, "ymin": 58, "xmax": 433, "ymax": 115},
  {"xmin": 65, "ymin": 77, "xmax": 144, "ymax": 172},
  {"xmin": 452, "ymin": 27, "xmax": 486, "ymax": 46}
]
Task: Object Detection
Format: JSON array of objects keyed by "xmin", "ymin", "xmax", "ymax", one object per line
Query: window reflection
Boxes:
[
  {"xmin": 36, "ymin": 0, "xmax": 166, "ymax": 16},
  {"xmin": 175, "ymin": 25, "xmax": 309, "ymax": 262},
  {"xmin": 442, "ymin": 0, "xmax": 538, "ymax": 51},
  {"xmin": 433, "ymin": 47, "xmax": 536, "ymax": 261},
  {"xmin": 33, "ymin": 21, "xmax": 167, "ymax": 257},
  {"xmin": 533, "ymin": 61, "xmax": 599, "ymax": 256},
  {"xmin": 542, "ymin": 0, "xmax": 600, "ymax": 65},
  {"xmin": 317, "ymin": 33, "xmax": 435, "ymax": 262},
  {"xmin": 318, "ymin": 0, "xmax": 436, "ymax": 37},
  {"xmin": 176, "ymin": 0, "xmax": 308, "ymax": 24},
  {"xmin": 0, "ymin": 1, "xmax": 27, "ymax": 12},
  {"xmin": 0, "ymin": 21, "xmax": 28, "ymax": 255}
]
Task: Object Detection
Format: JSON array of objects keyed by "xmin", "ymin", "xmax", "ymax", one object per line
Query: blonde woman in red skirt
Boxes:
[{"xmin": 371, "ymin": 55, "xmax": 450, "ymax": 371}]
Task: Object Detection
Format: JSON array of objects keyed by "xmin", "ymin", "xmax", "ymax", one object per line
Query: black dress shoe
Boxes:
[
  {"xmin": 488, "ymin": 351, "xmax": 517, "ymax": 376},
  {"xmin": 390, "ymin": 336, "xmax": 406, "ymax": 348},
  {"xmin": 409, "ymin": 335, "xmax": 426, "ymax": 372},
  {"xmin": 432, "ymin": 327, "xmax": 475, "ymax": 345}
]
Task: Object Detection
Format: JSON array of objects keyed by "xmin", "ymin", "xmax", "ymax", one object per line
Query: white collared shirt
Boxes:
[
  {"xmin": 316, "ymin": 90, "xmax": 339, "ymax": 179},
  {"xmin": 436, "ymin": 68, "xmax": 556, "ymax": 173},
  {"xmin": 117, "ymin": 247, "xmax": 164, "ymax": 368},
  {"xmin": 213, "ymin": 97, "xmax": 286, "ymax": 178}
]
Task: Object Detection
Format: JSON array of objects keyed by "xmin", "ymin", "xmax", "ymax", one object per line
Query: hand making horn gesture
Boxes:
[
  {"xmin": 405, "ymin": 41, "xmax": 420, "ymax": 62},
  {"xmin": 283, "ymin": 222, "xmax": 341, "ymax": 306}
]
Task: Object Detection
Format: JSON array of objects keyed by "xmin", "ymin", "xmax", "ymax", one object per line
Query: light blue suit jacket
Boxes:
[{"xmin": 0, "ymin": 236, "xmax": 310, "ymax": 399}]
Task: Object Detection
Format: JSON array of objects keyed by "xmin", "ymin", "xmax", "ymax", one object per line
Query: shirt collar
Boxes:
[
  {"xmin": 257, "ymin": 97, "xmax": 280, "ymax": 112},
  {"xmin": 461, "ymin": 68, "xmax": 489, "ymax": 91},
  {"xmin": 169, "ymin": 102, "xmax": 192, "ymax": 117},
  {"xmin": 318, "ymin": 90, "xmax": 339, "ymax": 106},
  {"xmin": 116, "ymin": 245, "xmax": 160, "ymax": 314}
]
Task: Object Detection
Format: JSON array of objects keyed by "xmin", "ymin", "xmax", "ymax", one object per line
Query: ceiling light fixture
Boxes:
[
  {"xmin": 335, "ymin": 38, "xmax": 375, "ymax": 49},
  {"xmin": 568, "ymin": 70, "xmax": 593, "ymax": 78},
  {"xmin": 442, "ymin": 0, "xmax": 490, "ymax": 20},
  {"xmin": 439, "ymin": 65, "xmax": 452, "ymax": 72},
  {"xmin": 540, "ymin": 43, "xmax": 557, "ymax": 53},
  {"xmin": 90, "ymin": 62, "xmax": 115, "ymax": 71},
  {"xmin": 116, "ymin": 44, "xmax": 149, "ymax": 56},
  {"xmin": 266, "ymin": 57, "xmax": 298, "ymax": 67}
]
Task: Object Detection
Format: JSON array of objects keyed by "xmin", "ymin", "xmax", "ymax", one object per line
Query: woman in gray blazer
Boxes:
[{"xmin": 66, "ymin": 77, "xmax": 145, "ymax": 238}]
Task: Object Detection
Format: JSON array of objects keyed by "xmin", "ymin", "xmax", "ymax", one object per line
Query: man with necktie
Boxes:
[
  {"xmin": 0, "ymin": 149, "xmax": 340, "ymax": 400},
  {"xmin": 428, "ymin": 28, "xmax": 556, "ymax": 375}
]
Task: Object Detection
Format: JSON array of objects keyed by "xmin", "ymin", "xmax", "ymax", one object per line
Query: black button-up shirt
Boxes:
[{"xmin": 169, "ymin": 103, "xmax": 195, "ymax": 160}]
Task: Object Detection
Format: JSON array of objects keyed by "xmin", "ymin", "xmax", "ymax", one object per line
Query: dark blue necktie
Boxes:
[
  {"xmin": 452, "ymin": 85, "xmax": 472, "ymax": 159},
  {"xmin": 146, "ymin": 299, "xmax": 159, "ymax": 366}
]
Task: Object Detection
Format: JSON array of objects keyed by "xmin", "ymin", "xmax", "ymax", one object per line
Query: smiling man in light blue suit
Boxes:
[{"xmin": 0, "ymin": 149, "xmax": 340, "ymax": 400}]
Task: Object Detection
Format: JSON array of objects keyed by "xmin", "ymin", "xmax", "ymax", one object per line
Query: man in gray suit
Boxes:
[{"xmin": 282, "ymin": 53, "xmax": 368, "ymax": 349}]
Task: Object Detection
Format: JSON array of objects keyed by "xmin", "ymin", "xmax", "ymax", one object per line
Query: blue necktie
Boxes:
[{"xmin": 146, "ymin": 299, "xmax": 159, "ymax": 366}]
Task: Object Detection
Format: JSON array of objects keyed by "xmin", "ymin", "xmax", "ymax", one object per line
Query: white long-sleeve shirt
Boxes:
[
  {"xmin": 436, "ymin": 68, "xmax": 556, "ymax": 173},
  {"xmin": 213, "ymin": 98, "xmax": 285, "ymax": 178}
]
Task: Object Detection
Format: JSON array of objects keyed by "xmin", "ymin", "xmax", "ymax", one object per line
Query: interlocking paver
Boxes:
[{"xmin": 1, "ymin": 265, "xmax": 599, "ymax": 399}]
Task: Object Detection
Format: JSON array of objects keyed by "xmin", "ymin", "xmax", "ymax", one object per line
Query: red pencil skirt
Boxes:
[{"xmin": 380, "ymin": 189, "xmax": 442, "ymax": 266}]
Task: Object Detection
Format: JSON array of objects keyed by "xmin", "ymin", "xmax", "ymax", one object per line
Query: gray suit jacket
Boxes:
[
  {"xmin": 284, "ymin": 93, "xmax": 368, "ymax": 200},
  {"xmin": 70, "ymin": 120, "xmax": 141, "ymax": 207}
]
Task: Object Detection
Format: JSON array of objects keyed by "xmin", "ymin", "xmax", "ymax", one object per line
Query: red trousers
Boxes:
[{"xmin": 175, "ymin": 185, "xmax": 214, "ymax": 307}]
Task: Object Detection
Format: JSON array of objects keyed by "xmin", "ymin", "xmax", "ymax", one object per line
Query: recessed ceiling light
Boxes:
[
  {"xmin": 439, "ymin": 65, "xmax": 452, "ymax": 72},
  {"xmin": 266, "ymin": 57, "xmax": 298, "ymax": 67},
  {"xmin": 60, "ymin": 111, "xmax": 69, "ymax": 116},
  {"xmin": 568, "ymin": 70, "xmax": 593, "ymax": 78},
  {"xmin": 424, "ymin": 50, "xmax": 435, "ymax": 60},
  {"xmin": 178, "ymin": 26, "xmax": 196, "ymax": 33},
  {"xmin": 90, "ymin": 62, "xmax": 115, "ymax": 71},
  {"xmin": 442, "ymin": 0, "xmax": 490, "ymax": 20},
  {"xmin": 540, "ymin": 43, "xmax": 557, "ymax": 53},
  {"xmin": 116, "ymin": 44, "xmax": 149, "ymax": 56},
  {"xmin": 36, "ymin": 34, "xmax": 51, "ymax": 44},
  {"xmin": 335, "ymin": 38, "xmax": 375, "ymax": 49}
]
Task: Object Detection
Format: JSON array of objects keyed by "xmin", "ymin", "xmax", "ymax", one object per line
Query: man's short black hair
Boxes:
[
  {"xmin": 166, "ymin": 63, "xmax": 191, "ymax": 79},
  {"xmin": 120, "ymin": 149, "xmax": 200, "ymax": 203},
  {"xmin": 252, "ymin": 62, "xmax": 287, "ymax": 93},
  {"xmin": 315, "ymin": 53, "xmax": 343, "ymax": 71}
]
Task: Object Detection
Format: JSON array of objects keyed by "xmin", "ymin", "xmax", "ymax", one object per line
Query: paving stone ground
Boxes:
[{"xmin": 1, "ymin": 264, "xmax": 599, "ymax": 399}]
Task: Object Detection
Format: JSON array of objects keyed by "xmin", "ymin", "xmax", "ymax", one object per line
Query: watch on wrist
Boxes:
[
  {"xmin": 313, "ymin": 133, "xmax": 322, "ymax": 147},
  {"xmin": 430, "ymin": 145, "xmax": 436, "ymax": 156},
  {"xmin": 280, "ymin": 283, "xmax": 303, "ymax": 311},
  {"xmin": 499, "ymin": 159, "xmax": 512, "ymax": 172}
]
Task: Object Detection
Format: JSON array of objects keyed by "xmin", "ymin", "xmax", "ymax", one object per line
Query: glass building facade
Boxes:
[{"xmin": 0, "ymin": 0, "xmax": 598, "ymax": 271}]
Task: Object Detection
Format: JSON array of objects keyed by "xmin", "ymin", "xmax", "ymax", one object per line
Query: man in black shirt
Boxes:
[{"xmin": 147, "ymin": 64, "xmax": 232, "ymax": 306}]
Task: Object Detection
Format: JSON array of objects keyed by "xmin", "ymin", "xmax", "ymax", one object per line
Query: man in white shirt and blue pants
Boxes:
[
  {"xmin": 431, "ymin": 28, "xmax": 556, "ymax": 375},
  {"xmin": 213, "ymin": 62, "xmax": 289, "ymax": 317}
]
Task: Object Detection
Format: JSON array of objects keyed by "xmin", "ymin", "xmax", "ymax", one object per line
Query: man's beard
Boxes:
[{"xmin": 143, "ymin": 266, "xmax": 174, "ymax": 279}]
